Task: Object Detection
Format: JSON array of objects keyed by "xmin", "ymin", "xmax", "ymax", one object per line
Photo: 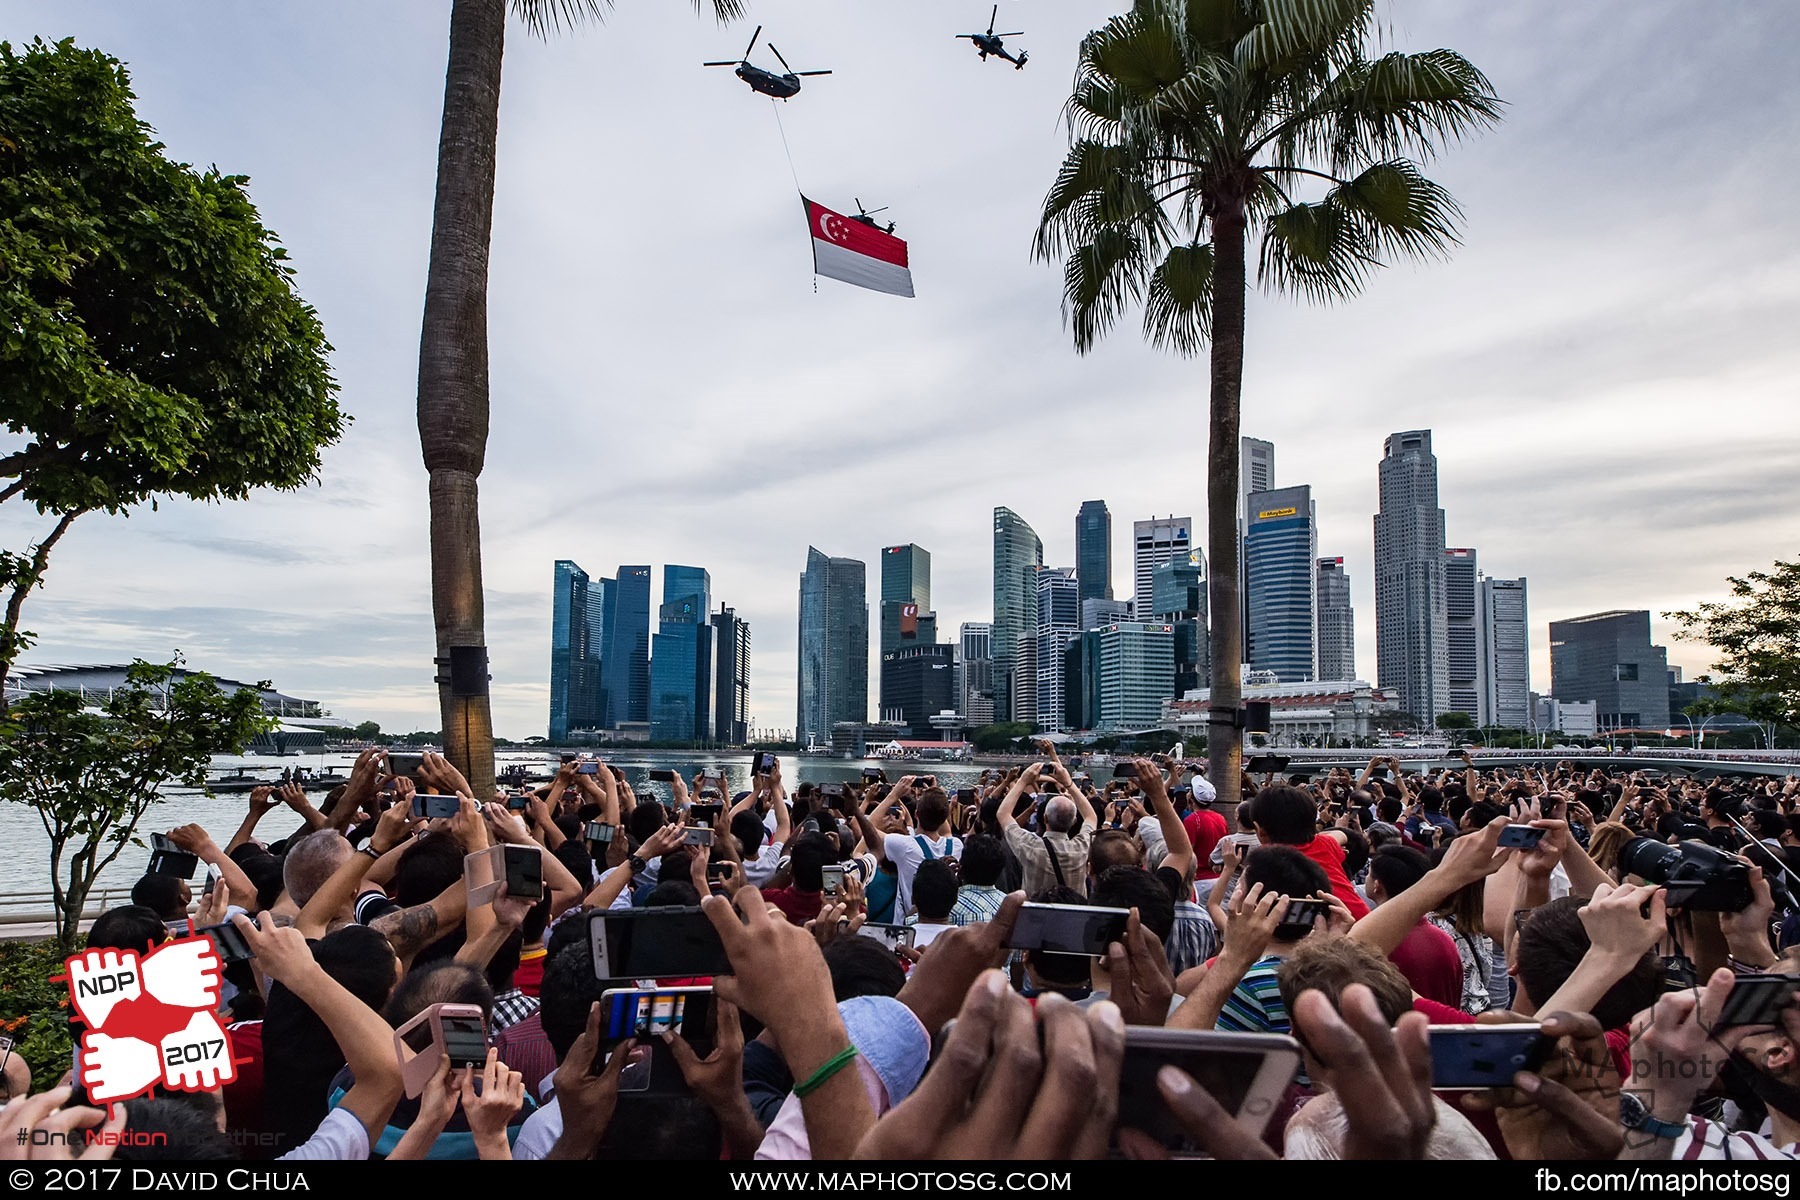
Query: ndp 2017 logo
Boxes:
[{"xmin": 55, "ymin": 938, "xmax": 237, "ymax": 1104}]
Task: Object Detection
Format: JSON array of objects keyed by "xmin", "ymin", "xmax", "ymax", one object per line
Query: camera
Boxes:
[{"xmin": 1617, "ymin": 837, "xmax": 1754, "ymax": 912}]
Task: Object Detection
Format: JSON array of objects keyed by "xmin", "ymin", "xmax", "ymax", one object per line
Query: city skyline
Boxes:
[{"xmin": 6, "ymin": 2, "xmax": 1795, "ymax": 736}]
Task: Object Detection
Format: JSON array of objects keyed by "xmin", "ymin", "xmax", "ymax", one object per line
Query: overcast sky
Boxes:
[{"xmin": 4, "ymin": 1, "xmax": 1798, "ymax": 738}]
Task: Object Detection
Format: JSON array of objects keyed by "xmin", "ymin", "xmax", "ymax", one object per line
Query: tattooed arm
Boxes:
[{"xmin": 370, "ymin": 879, "xmax": 468, "ymax": 970}]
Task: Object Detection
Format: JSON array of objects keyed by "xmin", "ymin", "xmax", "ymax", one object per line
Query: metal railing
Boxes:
[{"xmin": 0, "ymin": 886, "xmax": 138, "ymax": 927}]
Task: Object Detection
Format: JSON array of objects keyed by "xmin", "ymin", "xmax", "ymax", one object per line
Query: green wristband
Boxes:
[{"xmin": 792, "ymin": 1045, "xmax": 859, "ymax": 1099}]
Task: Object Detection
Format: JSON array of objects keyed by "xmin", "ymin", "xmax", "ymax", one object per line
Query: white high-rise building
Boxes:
[
  {"xmin": 1374, "ymin": 430, "xmax": 1449, "ymax": 725},
  {"xmin": 959, "ymin": 621, "xmax": 994, "ymax": 727},
  {"xmin": 1133, "ymin": 516, "xmax": 1194, "ymax": 616},
  {"xmin": 1480, "ymin": 576, "xmax": 1531, "ymax": 729},
  {"xmin": 1035, "ymin": 568, "xmax": 1080, "ymax": 731},
  {"xmin": 1315, "ymin": 558, "xmax": 1355, "ymax": 682}
]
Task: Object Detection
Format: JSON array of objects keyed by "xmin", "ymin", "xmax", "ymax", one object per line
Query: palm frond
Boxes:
[
  {"xmin": 512, "ymin": 0, "xmax": 744, "ymax": 38},
  {"xmin": 1184, "ymin": 0, "xmax": 1259, "ymax": 54},
  {"xmin": 1278, "ymin": 48, "xmax": 1502, "ymax": 168},
  {"xmin": 1143, "ymin": 241, "xmax": 1216, "ymax": 356},
  {"xmin": 1234, "ymin": 0, "xmax": 1372, "ymax": 73},
  {"xmin": 1257, "ymin": 199, "xmax": 1373, "ymax": 301},
  {"xmin": 1328, "ymin": 160, "xmax": 1463, "ymax": 259},
  {"xmin": 1035, "ymin": 137, "xmax": 1171, "ymax": 263},
  {"xmin": 1062, "ymin": 227, "xmax": 1151, "ymax": 354},
  {"xmin": 1086, "ymin": 6, "xmax": 1190, "ymax": 95}
]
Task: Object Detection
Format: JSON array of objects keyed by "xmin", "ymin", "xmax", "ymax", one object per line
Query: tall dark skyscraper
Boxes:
[
  {"xmin": 991, "ymin": 508, "xmax": 1043, "ymax": 723},
  {"xmin": 603, "ymin": 565, "xmax": 652, "ymax": 728},
  {"xmin": 797, "ymin": 547, "xmax": 868, "ymax": 747},
  {"xmin": 1151, "ymin": 554, "xmax": 1208, "ymax": 697},
  {"xmin": 549, "ymin": 560, "xmax": 605, "ymax": 741},
  {"xmin": 650, "ymin": 566, "xmax": 714, "ymax": 741},
  {"xmin": 711, "ymin": 607, "xmax": 751, "ymax": 746},
  {"xmin": 1374, "ymin": 431, "xmax": 1448, "ymax": 724},
  {"xmin": 878, "ymin": 545, "xmax": 935, "ymax": 722},
  {"xmin": 1076, "ymin": 500, "xmax": 1113, "ymax": 604},
  {"xmin": 1245, "ymin": 486, "xmax": 1317, "ymax": 683}
]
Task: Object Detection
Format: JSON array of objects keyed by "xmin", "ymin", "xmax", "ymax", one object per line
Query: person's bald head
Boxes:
[
  {"xmin": 1044, "ymin": 795, "xmax": 1077, "ymax": 833},
  {"xmin": 282, "ymin": 830, "xmax": 353, "ymax": 907}
]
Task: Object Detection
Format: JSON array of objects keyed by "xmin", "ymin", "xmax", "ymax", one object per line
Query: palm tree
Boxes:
[
  {"xmin": 418, "ymin": 0, "xmax": 739, "ymax": 794},
  {"xmin": 1036, "ymin": 0, "xmax": 1500, "ymax": 810}
]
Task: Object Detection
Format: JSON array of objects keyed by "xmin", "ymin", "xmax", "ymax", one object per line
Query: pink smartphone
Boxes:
[{"xmin": 393, "ymin": 1002, "xmax": 488, "ymax": 1097}]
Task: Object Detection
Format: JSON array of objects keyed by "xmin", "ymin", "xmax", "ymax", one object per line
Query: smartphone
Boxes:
[
  {"xmin": 195, "ymin": 921, "xmax": 255, "ymax": 964},
  {"xmin": 705, "ymin": 861, "xmax": 732, "ymax": 882},
  {"xmin": 387, "ymin": 752, "xmax": 425, "ymax": 779},
  {"xmin": 820, "ymin": 783, "xmax": 846, "ymax": 799},
  {"xmin": 1113, "ymin": 762, "xmax": 1141, "ymax": 778},
  {"xmin": 1246, "ymin": 755, "xmax": 1291, "ymax": 775},
  {"xmin": 597, "ymin": 987, "xmax": 719, "ymax": 1091},
  {"xmin": 1497, "ymin": 825, "xmax": 1546, "ymax": 850},
  {"xmin": 822, "ymin": 864, "xmax": 845, "ymax": 898},
  {"xmin": 649, "ymin": 769, "xmax": 677, "ymax": 783},
  {"xmin": 755, "ymin": 752, "xmax": 778, "ymax": 774},
  {"xmin": 503, "ymin": 844, "xmax": 544, "ymax": 901},
  {"xmin": 589, "ymin": 907, "xmax": 733, "ymax": 980},
  {"xmin": 577, "ymin": 761, "xmax": 601, "ymax": 776},
  {"xmin": 956, "ymin": 788, "xmax": 976, "ymax": 803},
  {"xmin": 561, "ymin": 753, "xmax": 577, "ymax": 765},
  {"xmin": 506, "ymin": 793, "xmax": 531, "ymax": 811},
  {"xmin": 682, "ymin": 826, "xmax": 714, "ymax": 848},
  {"xmin": 915, "ymin": 775, "xmax": 937, "ymax": 790},
  {"xmin": 862, "ymin": 768, "xmax": 884, "ymax": 781},
  {"xmin": 412, "ymin": 793, "xmax": 461, "ymax": 820},
  {"xmin": 1005, "ymin": 903, "xmax": 1130, "ymax": 956},
  {"xmin": 688, "ymin": 802, "xmax": 724, "ymax": 828},
  {"xmin": 857, "ymin": 923, "xmax": 917, "ymax": 951},
  {"xmin": 1273, "ymin": 898, "xmax": 1329, "ymax": 940},
  {"xmin": 1428, "ymin": 1025, "xmax": 1551, "ymax": 1089},
  {"xmin": 394, "ymin": 1002, "xmax": 489, "ymax": 1097},
  {"xmin": 1715, "ymin": 975, "xmax": 1800, "ymax": 1028},
  {"xmin": 1115, "ymin": 1028, "xmax": 1302, "ymax": 1154},
  {"xmin": 1371, "ymin": 767, "xmax": 1389, "ymax": 780},
  {"xmin": 148, "ymin": 833, "xmax": 199, "ymax": 879},
  {"xmin": 584, "ymin": 821, "xmax": 615, "ymax": 844},
  {"xmin": 201, "ymin": 861, "xmax": 222, "ymax": 896}
]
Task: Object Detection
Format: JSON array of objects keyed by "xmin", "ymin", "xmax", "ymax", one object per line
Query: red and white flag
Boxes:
[{"xmin": 803, "ymin": 196, "xmax": 914, "ymax": 298}]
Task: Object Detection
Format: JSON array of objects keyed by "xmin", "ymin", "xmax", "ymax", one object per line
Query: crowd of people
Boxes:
[{"xmin": 5, "ymin": 744, "xmax": 1800, "ymax": 1162}]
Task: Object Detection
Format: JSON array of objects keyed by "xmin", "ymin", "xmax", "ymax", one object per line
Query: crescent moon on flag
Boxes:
[{"xmin": 818, "ymin": 213, "xmax": 846, "ymax": 242}]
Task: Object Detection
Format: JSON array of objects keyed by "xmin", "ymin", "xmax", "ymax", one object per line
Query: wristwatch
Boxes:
[
  {"xmin": 358, "ymin": 845, "xmax": 384, "ymax": 861},
  {"xmin": 627, "ymin": 854, "xmax": 647, "ymax": 875},
  {"xmin": 1620, "ymin": 1092, "xmax": 1686, "ymax": 1141}
]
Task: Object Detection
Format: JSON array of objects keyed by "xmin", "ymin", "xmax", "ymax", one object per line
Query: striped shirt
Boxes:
[
  {"xmin": 1676, "ymin": 1117, "xmax": 1798, "ymax": 1160},
  {"xmin": 1166, "ymin": 901, "xmax": 1220, "ymax": 977},
  {"xmin": 1215, "ymin": 956, "xmax": 1289, "ymax": 1034},
  {"xmin": 949, "ymin": 884, "xmax": 1006, "ymax": 926}
]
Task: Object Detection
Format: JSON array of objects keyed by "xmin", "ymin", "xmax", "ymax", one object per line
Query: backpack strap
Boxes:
[
  {"xmin": 914, "ymin": 835, "xmax": 935, "ymax": 861},
  {"xmin": 1040, "ymin": 832, "xmax": 1068, "ymax": 888}
]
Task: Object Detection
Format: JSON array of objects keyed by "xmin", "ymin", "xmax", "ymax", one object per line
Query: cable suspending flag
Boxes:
[{"xmin": 803, "ymin": 196, "xmax": 914, "ymax": 298}]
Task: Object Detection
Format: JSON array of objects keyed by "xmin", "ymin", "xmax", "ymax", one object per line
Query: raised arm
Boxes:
[
  {"xmin": 1134, "ymin": 760, "xmax": 1194, "ymax": 883},
  {"xmin": 166, "ymin": 822, "xmax": 258, "ymax": 912},
  {"xmin": 296, "ymin": 805, "xmax": 413, "ymax": 940},
  {"xmin": 484, "ymin": 802, "xmax": 583, "ymax": 917},
  {"xmin": 997, "ymin": 764, "xmax": 1043, "ymax": 832},
  {"xmin": 234, "ymin": 912, "xmax": 402, "ymax": 1144},
  {"xmin": 766, "ymin": 760, "xmax": 792, "ymax": 847},
  {"xmin": 1350, "ymin": 817, "xmax": 1510, "ymax": 955},
  {"xmin": 226, "ymin": 786, "xmax": 280, "ymax": 854},
  {"xmin": 370, "ymin": 878, "xmax": 469, "ymax": 971}
]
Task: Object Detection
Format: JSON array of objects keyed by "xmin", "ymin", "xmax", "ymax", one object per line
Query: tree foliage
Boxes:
[
  {"xmin": 0, "ymin": 39, "xmax": 343, "ymax": 682},
  {"xmin": 0, "ymin": 659, "xmax": 272, "ymax": 950},
  {"xmin": 1436, "ymin": 711, "xmax": 1475, "ymax": 730},
  {"xmin": 1669, "ymin": 558, "xmax": 1800, "ymax": 730}
]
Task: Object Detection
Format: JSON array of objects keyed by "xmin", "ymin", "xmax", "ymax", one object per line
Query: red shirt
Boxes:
[
  {"xmin": 763, "ymin": 886, "xmax": 824, "ymax": 926},
  {"xmin": 1389, "ymin": 918, "xmax": 1463, "ymax": 1008},
  {"xmin": 513, "ymin": 947, "xmax": 547, "ymax": 998},
  {"xmin": 1295, "ymin": 835, "xmax": 1370, "ymax": 920},
  {"xmin": 1184, "ymin": 810, "xmax": 1228, "ymax": 880}
]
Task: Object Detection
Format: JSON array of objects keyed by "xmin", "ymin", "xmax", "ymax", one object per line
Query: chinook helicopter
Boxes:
[{"xmin": 704, "ymin": 25, "xmax": 832, "ymax": 99}]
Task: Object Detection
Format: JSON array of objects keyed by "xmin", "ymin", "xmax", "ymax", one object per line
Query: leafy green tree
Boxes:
[
  {"xmin": 1035, "ymin": 0, "xmax": 1500, "ymax": 808},
  {"xmin": 1436, "ymin": 711, "xmax": 1475, "ymax": 730},
  {"xmin": 971, "ymin": 722, "xmax": 1034, "ymax": 752},
  {"xmin": 417, "ymin": 0, "xmax": 741, "ymax": 799},
  {"xmin": 0, "ymin": 660, "xmax": 272, "ymax": 951},
  {"xmin": 352, "ymin": 720, "xmax": 383, "ymax": 740},
  {"xmin": 0, "ymin": 40, "xmax": 343, "ymax": 692},
  {"xmin": 1670, "ymin": 558, "xmax": 1800, "ymax": 731}
]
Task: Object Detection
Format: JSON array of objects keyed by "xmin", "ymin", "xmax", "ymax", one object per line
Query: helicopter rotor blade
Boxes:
[
  {"xmin": 768, "ymin": 42, "xmax": 795, "ymax": 72},
  {"xmin": 702, "ymin": 60, "xmax": 740, "ymax": 66},
  {"xmin": 866, "ymin": 207, "xmax": 888, "ymax": 215},
  {"xmin": 743, "ymin": 24, "xmax": 762, "ymax": 60},
  {"xmin": 997, "ymin": 32, "xmax": 1024, "ymax": 37},
  {"xmin": 989, "ymin": 4, "xmax": 998, "ymax": 35},
  {"xmin": 793, "ymin": 70, "xmax": 831, "ymax": 77}
]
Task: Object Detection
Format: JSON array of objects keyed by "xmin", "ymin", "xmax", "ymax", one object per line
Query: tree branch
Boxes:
[{"xmin": 1, "ymin": 508, "xmax": 84, "ymax": 690}]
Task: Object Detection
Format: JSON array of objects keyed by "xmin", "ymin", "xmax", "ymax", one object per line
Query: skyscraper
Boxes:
[
  {"xmin": 603, "ymin": 565, "xmax": 652, "ymax": 728},
  {"xmin": 711, "ymin": 607, "xmax": 751, "ymax": 746},
  {"xmin": 1240, "ymin": 438, "xmax": 1275, "ymax": 517},
  {"xmin": 878, "ymin": 545, "xmax": 936, "ymax": 722},
  {"xmin": 1095, "ymin": 622, "xmax": 1176, "ymax": 730},
  {"xmin": 1374, "ymin": 431, "xmax": 1448, "ymax": 725},
  {"xmin": 1549, "ymin": 610, "xmax": 1669, "ymax": 733},
  {"xmin": 1150, "ymin": 554, "xmax": 1208, "ymax": 696},
  {"xmin": 1133, "ymin": 516, "xmax": 1193, "ymax": 616},
  {"xmin": 1315, "ymin": 558, "xmax": 1356, "ymax": 682},
  {"xmin": 797, "ymin": 547, "xmax": 869, "ymax": 747},
  {"xmin": 1444, "ymin": 548, "xmax": 1481, "ymax": 721},
  {"xmin": 650, "ymin": 592, "xmax": 712, "ymax": 741},
  {"xmin": 1076, "ymin": 500, "xmax": 1113, "ymax": 603},
  {"xmin": 881, "ymin": 643, "xmax": 957, "ymax": 737},
  {"xmin": 960, "ymin": 622, "xmax": 994, "ymax": 727},
  {"xmin": 549, "ymin": 560, "xmax": 605, "ymax": 741},
  {"xmin": 992, "ymin": 507, "xmax": 1042, "ymax": 722},
  {"xmin": 1035, "ymin": 568, "xmax": 1080, "ymax": 731},
  {"xmin": 1479, "ymin": 577, "xmax": 1529, "ymax": 729},
  {"xmin": 1245, "ymin": 486, "xmax": 1317, "ymax": 683},
  {"xmin": 1081, "ymin": 598, "xmax": 1130, "ymax": 629}
]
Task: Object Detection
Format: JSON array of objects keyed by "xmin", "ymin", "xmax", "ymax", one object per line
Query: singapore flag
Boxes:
[{"xmin": 803, "ymin": 197, "xmax": 914, "ymax": 298}]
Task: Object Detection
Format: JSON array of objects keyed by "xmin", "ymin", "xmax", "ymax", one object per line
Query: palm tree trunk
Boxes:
[
  {"xmin": 417, "ymin": 0, "xmax": 504, "ymax": 796},
  {"xmin": 1205, "ymin": 203, "xmax": 1248, "ymax": 811}
]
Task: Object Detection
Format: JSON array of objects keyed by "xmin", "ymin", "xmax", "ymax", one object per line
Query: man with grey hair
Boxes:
[
  {"xmin": 279, "ymin": 829, "xmax": 354, "ymax": 919},
  {"xmin": 998, "ymin": 761, "xmax": 1096, "ymax": 897}
]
